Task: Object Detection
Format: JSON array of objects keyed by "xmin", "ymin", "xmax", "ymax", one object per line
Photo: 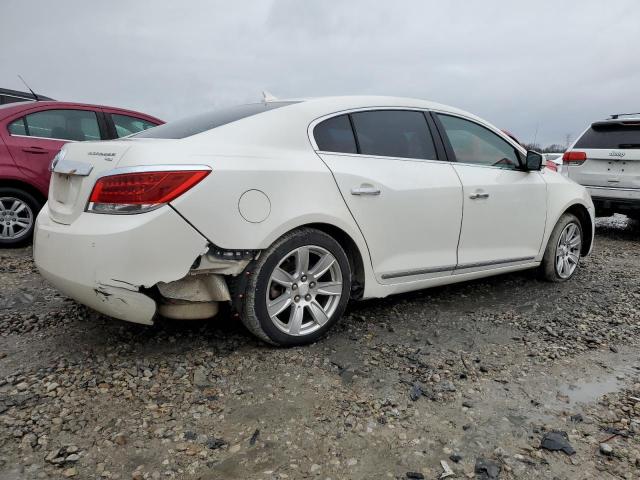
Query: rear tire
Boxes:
[
  {"xmin": 236, "ymin": 228, "xmax": 351, "ymax": 347},
  {"xmin": 539, "ymin": 213, "xmax": 583, "ymax": 282},
  {"xmin": 0, "ymin": 188, "xmax": 41, "ymax": 247}
]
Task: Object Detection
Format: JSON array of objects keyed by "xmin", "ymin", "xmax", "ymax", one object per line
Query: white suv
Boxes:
[
  {"xmin": 34, "ymin": 96, "xmax": 594, "ymax": 346},
  {"xmin": 563, "ymin": 113, "xmax": 640, "ymax": 220}
]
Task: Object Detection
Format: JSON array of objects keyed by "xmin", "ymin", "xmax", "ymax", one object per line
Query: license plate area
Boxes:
[
  {"xmin": 53, "ymin": 174, "xmax": 72, "ymax": 204},
  {"xmin": 605, "ymin": 159, "xmax": 638, "ymax": 186},
  {"xmin": 48, "ymin": 172, "xmax": 87, "ymax": 222}
]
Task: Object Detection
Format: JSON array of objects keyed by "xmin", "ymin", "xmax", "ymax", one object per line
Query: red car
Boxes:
[{"xmin": 0, "ymin": 101, "xmax": 162, "ymax": 245}]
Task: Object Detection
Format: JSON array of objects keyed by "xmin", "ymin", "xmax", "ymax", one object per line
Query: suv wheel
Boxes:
[
  {"xmin": 539, "ymin": 213, "xmax": 583, "ymax": 282},
  {"xmin": 236, "ymin": 228, "xmax": 351, "ymax": 346},
  {"xmin": 0, "ymin": 188, "xmax": 40, "ymax": 247}
]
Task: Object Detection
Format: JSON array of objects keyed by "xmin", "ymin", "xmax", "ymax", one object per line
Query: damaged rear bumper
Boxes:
[{"xmin": 34, "ymin": 204, "xmax": 212, "ymax": 325}]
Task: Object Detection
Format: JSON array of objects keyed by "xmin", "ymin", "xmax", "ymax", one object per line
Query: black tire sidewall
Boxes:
[
  {"xmin": 251, "ymin": 230, "xmax": 351, "ymax": 346},
  {"xmin": 543, "ymin": 213, "xmax": 582, "ymax": 282},
  {"xmin": 0, "ymin": 188, "xmax": 41, "ymax": 247}
]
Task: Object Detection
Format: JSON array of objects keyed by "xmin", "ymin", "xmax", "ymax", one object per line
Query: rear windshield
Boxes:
[
  {"xmin": 574, "ymin": 122, "xmax": 640, "ymax": 149},
  {"xmin": 134, "ymin": 101, "xmax": 298, "ymax": 139}
]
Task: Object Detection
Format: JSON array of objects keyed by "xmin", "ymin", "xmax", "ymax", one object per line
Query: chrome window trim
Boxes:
[
  {"xmin": 307, "ymin": 106, "xmax": 526, "ymax": 165},
  {"xmin": 8, "ymin": 133, "xmax": 77, "ymax": 142},
  {"xmin": 2, "ymin": 93, "xmax": 35, "ymax": 101},
  {"xmin": 432, "ymin": 110, "xmax": 527, "ymax": 170},
  {"xmin": 308, "ymin": 106, "xmax": 435, "ymax": 155},
  {"xmin": 318, "ymin": 150, "xmax": 442, "ymax": 164}
]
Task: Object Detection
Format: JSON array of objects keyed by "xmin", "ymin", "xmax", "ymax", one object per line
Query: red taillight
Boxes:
[
  {"xmin": 88, "ymin": 169, "xmax": 210, "ymax": 214},
  {"xmin": 545, "ymin": 161, "xmax": 558, "ymax": 172},
  {"xmin": 562, "ymin": 151, "xmax": 587, "ymax": 165}
]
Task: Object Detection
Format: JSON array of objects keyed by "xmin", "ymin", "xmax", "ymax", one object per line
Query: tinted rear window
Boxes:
[
  {"xmin": 574, "ymin": 122, "xmax": 640, "ymax": 149},
  {"xmin": 314, "ymin": 114, "xmax": 357, "ymax": 153},
  {"xmin": 351, "ymin": 110, "xmax": 437, "ymax": 160},
  {"xmin": 134, "ymin": 102, "xmax": 298, "ymax": 139}
]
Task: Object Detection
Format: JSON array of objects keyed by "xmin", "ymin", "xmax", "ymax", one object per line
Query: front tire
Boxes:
[
  {"xmin": 0, "ymin": 188, "xmax": 41, "ymax": 247},
  {"xmin": 539, "ymin": 213, "xmax": 583, "ymax": 282},
  {"xmin": 237, "ymin": 228, "xmax": 351, "ymax": 346}
]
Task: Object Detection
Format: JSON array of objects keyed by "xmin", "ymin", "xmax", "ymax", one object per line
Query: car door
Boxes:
[
  {"xmin": 313, "ymin": 109, "xmax": 463, "ymax": 282},
  {"xmin": 433, "ymin": 112, "xmax": 547, "ymax": 270},
  {"xmin": 4, "ymin": 107, "xmax": 105, "ymax": 193}
]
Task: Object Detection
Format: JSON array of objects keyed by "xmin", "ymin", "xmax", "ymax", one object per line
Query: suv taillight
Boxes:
[
  {"xmin": 562, "ymin": 151, "xmax": 587, "ymax": 165},
  {"xmin": 87, "ymin": 169, "xmax": 210, "ymax": 214}
]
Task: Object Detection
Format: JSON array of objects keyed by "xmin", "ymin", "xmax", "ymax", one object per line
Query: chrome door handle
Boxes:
[
  {"xmin": 351, "ymin": 186, "xmax": 381, "ymax": 196},
  {"xmin": 469, "ymin": 192, "xmax": 489, "ymax": 199}
]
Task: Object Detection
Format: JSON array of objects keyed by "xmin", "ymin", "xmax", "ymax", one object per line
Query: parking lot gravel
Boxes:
[{"xmin": 1, "ymin": 216, "xmax": 639, "ymax": 479}]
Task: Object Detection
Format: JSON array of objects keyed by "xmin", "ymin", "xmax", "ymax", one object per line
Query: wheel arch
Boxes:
[
  {"xmin": 563, "ymin": 203, "xmax": 593, "ymax": 256},
  {"xmin": 295, "ymin": 222, "xmax": 366, "ymax": 300},
  {"xmin": 0, "ymin": 178, "xmax": 47, "ymax": 205}
]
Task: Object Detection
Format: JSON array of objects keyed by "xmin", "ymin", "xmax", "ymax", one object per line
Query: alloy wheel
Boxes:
[
  {"xmin": 266, "ymin": 245, "xmax": 343, "ymax": 336},
  {"xmin": 555, "ymin": 222, "xmax": 581, "ymax": 279},
  {"xmin": 0, "ymin": 197, "xmax": 33, "ymax": 241}
]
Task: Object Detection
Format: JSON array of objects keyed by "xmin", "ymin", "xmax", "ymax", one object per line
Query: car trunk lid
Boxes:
[{"xmin": 567, "ymin": 149, "xmax": 640, "ymax": 190}]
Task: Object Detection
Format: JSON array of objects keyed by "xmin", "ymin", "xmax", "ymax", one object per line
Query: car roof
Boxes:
[
  {"xmin": 607, "ymin": 112, "xmax": 640, "ymax": 121},
  {"xmin": 183, "ymin": 95, "xmax": 519, "ymax": 154},
  {"xmin": 275, "ymin": 95, "xmax": 480, "ymax": 120},
  {"xmin": 0, "ymin": 100, "xmax": 163, "ymax": 123}
]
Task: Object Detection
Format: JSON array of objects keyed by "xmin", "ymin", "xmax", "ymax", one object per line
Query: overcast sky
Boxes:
[{"xmin": 2, "ymin": 0, "xmax": 638, "ymax": 146}]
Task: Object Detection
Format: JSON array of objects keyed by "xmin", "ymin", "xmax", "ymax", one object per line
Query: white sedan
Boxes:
[{"xmin": 34, "ymin": 96, "xmax": 594, "ymax": 346}]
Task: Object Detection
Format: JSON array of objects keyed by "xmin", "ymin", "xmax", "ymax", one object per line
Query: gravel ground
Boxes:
[{"xmin": 0, "ymin": 216, "xmax": 639, "ymax": 480}]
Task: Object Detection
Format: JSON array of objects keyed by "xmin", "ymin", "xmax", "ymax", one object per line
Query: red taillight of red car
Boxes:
[
  {"xmin": 562, "ymin": 151, "xmax": 587, "ymax": 165},
  {"xmin": 87, "ymin": 169, "xmax": 210, "ymax": 214}
]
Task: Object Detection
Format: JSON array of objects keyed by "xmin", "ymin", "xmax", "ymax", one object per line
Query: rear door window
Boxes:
[
  {"xmin": 313, "ymin": 114, "xmax": 357, "ymax": 153},
  {"xmin": 350, "ymin": 110, "xmax": 437, "ymax": 160},
  {"xmin": 8, "ymin": 117, "xmax": 27, "ymax": 135},
  {"xmin": 111, "ymin": 113, "xmax": 158, "ymax": 138},
  {"xmin": 9, "ymin": 109, "xmax": 101, "ymax": 141},
  {"xmin": 574, "ymin": 122, "xmax": 640, "ymax": 149}
]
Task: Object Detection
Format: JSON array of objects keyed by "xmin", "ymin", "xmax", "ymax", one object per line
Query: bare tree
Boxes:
[{"xmin": 564, "ymin": 133, "xmax": 573, "ymax": 149}]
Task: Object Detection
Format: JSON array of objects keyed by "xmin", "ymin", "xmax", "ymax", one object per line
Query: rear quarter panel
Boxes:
[
  {"xmin": 115, "ymin": 139, "xmax": 378, "ymax": 296},
  {"xmin": 159, "ymin": 146, "xmax": 368, "ymax": 249},
  {"xmin": 0, "ymin": 136, "xmax": 17, "ymax": 170}
]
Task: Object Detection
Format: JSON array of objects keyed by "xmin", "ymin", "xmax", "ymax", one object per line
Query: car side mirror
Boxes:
[{"xmin": 525, "ymin": 150, "xmax": 543, "ymax": 171}]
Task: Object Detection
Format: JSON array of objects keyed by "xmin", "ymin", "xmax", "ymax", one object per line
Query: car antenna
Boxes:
[
  {"xmin": 18, "ymin": 74, "xmax": 40, "ymax": 101},
  {"xmin": 262, "ymin": 90, "xmax": 278, "ymax": 103}
]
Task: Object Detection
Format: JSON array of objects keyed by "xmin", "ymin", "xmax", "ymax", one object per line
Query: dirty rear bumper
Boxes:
[{"xmin": 34, "ymin": 204, "xmax": 209, "ymax": 325}]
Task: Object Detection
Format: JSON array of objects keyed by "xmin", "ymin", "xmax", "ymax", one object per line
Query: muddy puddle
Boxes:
[{"xmin": 542, "ymin": 348, "xmax": 640, "ymax": 414}]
